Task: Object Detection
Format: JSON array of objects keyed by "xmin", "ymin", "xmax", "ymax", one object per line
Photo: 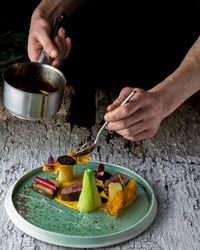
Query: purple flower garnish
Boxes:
[{"xmin": 48, "ymin": 154, "xmax": 55, "ymax": 165}]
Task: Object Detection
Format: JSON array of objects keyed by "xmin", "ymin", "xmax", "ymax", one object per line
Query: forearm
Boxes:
[
  {"xmin": 33, "ymin": 0, "xmax": 85, "ymax": 21},
  {"xmin": 149, "ymin": 36, "xmax": 200, "ymax": 118}
]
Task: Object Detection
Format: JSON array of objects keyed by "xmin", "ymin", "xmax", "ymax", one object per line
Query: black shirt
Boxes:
[{"xmin": 64, "ymin": 0, "xmax": 200, "ymax": 90}]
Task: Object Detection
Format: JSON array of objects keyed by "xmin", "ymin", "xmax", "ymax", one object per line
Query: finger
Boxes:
[
  {"xmin": 52, "ymin": 59, "xmax": 62, "ymax": 68},
  {"xmin": 115, "ymin": 119, "xmax": 147, "ymax": 138},
  {"xmin": 107, "ymin": 87, "xmax": 133, "ymax": 111},
  {"xmin": 121, "ymin": 129, "xmax": 154, "ymax": 142},
  {"xmin": 58, "ymin": 27, "xmax": 66, "ymax": 39},
  {"xmin": 64, "ymin": 37, "xmax": 72, "ymax": 59},
  {"xmin": 105, "ymin": 88, "xmax": 149, "ymax": 123},
  {"xmin": 51, "ymin": 28, "xmax": 71, "ymax": 65},
  {"xmin": 28, "ymin": 36, "xmax": 42, "ymax": 62},
  {"xmin": 56, "ymin": 27, "xmax": 66, "ymax": 56},
  {"xmin": 107, "ymin": 108, "xmax": 146, "ymax": 131},
  {"xmin": 105, "ymin": 100, "xmax": 141, "ymax": 123},
  {"xmin": 56, "ymin": 27, "xmax": 72, "ymax": 59},
  {"xmin": 28, "ymin": 34, "xmax": 58, "ymax": 62},
  {"xmin": 50, "ymin": 38, "xmax": 65, "ymax": 67},
  {"xmin": 36, "ymin": 25, "xmax": 58, "ymax": 59},
  {"xmin": 53, "ymin": 35, "xmax": 65, "ymax": 60},
  {"xmin": 51, "ymin": 38, "xmax": 71, "ymax": 67},
  {"xmin": 115, "ymin": 118, "xmax": 158, "ymax": 141}
]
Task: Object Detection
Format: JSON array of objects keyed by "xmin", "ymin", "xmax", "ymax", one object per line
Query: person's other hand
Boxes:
[
  {"xmin": 28, "ymin": 12, "xmax": 71, "ymax": 67},
  {"xmin": 104, "ymin": 87, "xmax": 165, "ymax": 141}
]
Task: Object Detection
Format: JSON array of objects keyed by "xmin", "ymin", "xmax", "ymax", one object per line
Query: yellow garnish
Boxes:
[
  {"xmin": 42, "ymin": 163, "xmax": 59, "ymax": 174},
  {"xmin": 42, "ymin": 151, "xmax": 90, "ymax": 183},
  {"xmin": 77, "ymin": 154, "xmax": 90, "ymax": 165},
  {"xmin": 67, "ymin": 151, "xmax": 76, "ymax": 158},
  {"xmin": 108, "ymin": 182, "xmax": 123, "ymax": 200},
  {"xmin": 68, "ymin": 151, "xmax": 90, "ymax": 165}
]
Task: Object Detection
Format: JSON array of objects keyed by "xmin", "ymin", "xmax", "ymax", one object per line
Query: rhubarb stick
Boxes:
[{"xmin": 35, "ymin": 176, "xmax": 57, "ymax": 191}]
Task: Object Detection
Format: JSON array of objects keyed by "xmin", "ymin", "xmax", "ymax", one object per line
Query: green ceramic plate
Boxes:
[{"xmin": 5, "ymin": 161, "xmax": 157, "ymax": 248}]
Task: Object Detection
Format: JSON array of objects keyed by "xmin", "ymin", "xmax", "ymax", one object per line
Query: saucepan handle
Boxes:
[{"xmin": 38, "ymin": 12, "xmax": 67, "ymax": 65}]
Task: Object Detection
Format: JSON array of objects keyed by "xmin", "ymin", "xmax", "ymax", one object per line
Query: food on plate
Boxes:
[
  {"xmin": 32, "ymin": 152, "xmax": 137, "ymax": 216},
  {"xmin": 78, "ymin": 168, "xmax": 102, "ymax": 212},
  {"xmin": 61, "ymin": 182, "xmax": 82, "ymax": 201},
  {"xmin": 32, "ymin": 183, "xmax": 55, "ymax": 198},
  {"xmin": 104, "ymin": 173, "xmax": 129, "ymax": 195},
  {"xmin": 95, "ymin": 163, "xmax": 112, "ymax": 182},
  {"xmin": 108, "ymin": 182, "xmax": 123, "ymax": 200},
  {"xmin": 107, "ymin": 179, "xmax": 137, "ymax": 216},
  {"xmin": 34, "ymin": 176, "xmax": 59, "ymax": 191},
  {"xmin": 32, "ymin": 177, "xmax": 61, "ymax": 198},
  {"xmin": 42, "ymin": 152, "xmax": 90, "ymax": 182}
]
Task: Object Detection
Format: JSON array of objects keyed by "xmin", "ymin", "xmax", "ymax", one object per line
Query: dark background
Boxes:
[
  {"xmin": 0, "ymin": 1, "xmax": 39, "ymax": 33},
  {"xmin": 1, "ymin": 0, "xmax": 200, "ymax": 126},
  {"xmin": 64, "ymin": 0, "xmax": 200, "ymax": 90},
  {"xmin": 1, "ymin": 0, "xmax": 200, "ymax": 90}
]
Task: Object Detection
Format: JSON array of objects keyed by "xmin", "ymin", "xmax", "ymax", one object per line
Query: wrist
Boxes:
[
  {"xmin": 35, "ymin": 0, "xmax": 85, "ymax": 19},
  {"xmin": 149, "ymin": 62, "xmax": 200, "ymax": 119},
  {"xmin": 148, "ymin": 80, "xmax": 177, "ymax": 120}
]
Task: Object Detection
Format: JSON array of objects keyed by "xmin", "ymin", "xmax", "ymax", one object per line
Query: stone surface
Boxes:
[{"xmin": 0, "ymin": 81, "xmax": 200, "ymax": 250}]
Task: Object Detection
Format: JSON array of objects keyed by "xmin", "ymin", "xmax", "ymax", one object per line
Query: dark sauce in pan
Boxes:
[{"xmin": 11, "ymin": 78, "xmax": 58, "ymax": 94}]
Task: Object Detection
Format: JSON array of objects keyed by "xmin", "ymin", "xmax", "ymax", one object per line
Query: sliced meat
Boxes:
[
  {"xmin": 61, "ymin": 182, "xmax": 82, "ymax": 201},
  {"xmin": 32, "ymin": 183, "xmax": 55, "ymax": 198},
  {"xmin": 104, "ymin": 173, "xmax": 129, "ymax": 195}
]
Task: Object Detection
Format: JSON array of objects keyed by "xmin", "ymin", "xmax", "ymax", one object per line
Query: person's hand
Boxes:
[
  {"xmin": 104, "ymin": 87, "xmax": 165, "ymax": 141},
  {"xmin": 28, "ymin": 11, "xmax": 71, "ymax": 67}
]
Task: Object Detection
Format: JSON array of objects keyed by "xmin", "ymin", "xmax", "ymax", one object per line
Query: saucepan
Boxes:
[{"xmin": 2, "ymin": 12, "xmax": 67, "ymax": 120}]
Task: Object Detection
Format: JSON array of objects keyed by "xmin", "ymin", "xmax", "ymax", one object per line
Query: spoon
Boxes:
[{"xmin": 73, "ymin": 90, "xmax": 136, "ymax": 157}]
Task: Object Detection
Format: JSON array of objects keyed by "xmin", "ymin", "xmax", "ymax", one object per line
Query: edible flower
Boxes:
[{"xmin": 42, "ymin": 155, "xmax": 58, "ymax": 174}]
